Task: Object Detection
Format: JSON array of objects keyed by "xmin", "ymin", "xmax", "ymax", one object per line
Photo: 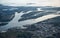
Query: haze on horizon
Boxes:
[{"xmin": 0, "ymin": 0, "xmax": 60, "ymax": 7}]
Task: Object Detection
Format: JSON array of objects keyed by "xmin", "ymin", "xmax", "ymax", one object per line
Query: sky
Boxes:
[{"xmin": 0, "ymin": 0, "xmax": 60, "ymax": 7}]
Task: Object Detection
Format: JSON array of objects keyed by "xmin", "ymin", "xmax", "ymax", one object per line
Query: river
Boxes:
[{"xmin": 0, "ymin": 11, "xmax": 60, "ymax": 32}]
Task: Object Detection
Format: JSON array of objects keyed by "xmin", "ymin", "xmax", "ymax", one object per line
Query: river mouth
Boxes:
[
  {"xmin": 0, "ymin": 6, "xmax": 60, "ymax": 32},
  {"xmin": 0, "ymin": 6, "xmax": 60, "ymax": 38},
  {"xmin": 0, "ymin": 11, "xmax": 60, "ymax": 31}
]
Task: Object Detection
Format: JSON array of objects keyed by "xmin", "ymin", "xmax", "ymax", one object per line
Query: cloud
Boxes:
[
  {"xmin": 26, "ymin": 3, "xmax": 36, "ymax": 5},
  {"xmin": 0, "ymin": 0, "xmax": 60, "ymax": 7}
]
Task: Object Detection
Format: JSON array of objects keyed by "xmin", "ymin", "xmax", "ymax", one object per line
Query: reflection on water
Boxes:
[{"xmin": 0, "ymin": 11, "xmax": 60, "ymax": 31}]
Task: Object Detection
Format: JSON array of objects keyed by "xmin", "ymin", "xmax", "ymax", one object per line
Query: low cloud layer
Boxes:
[{"xmin": 0, "ymin": 0, "xmax": 60, "ymax": 7}]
